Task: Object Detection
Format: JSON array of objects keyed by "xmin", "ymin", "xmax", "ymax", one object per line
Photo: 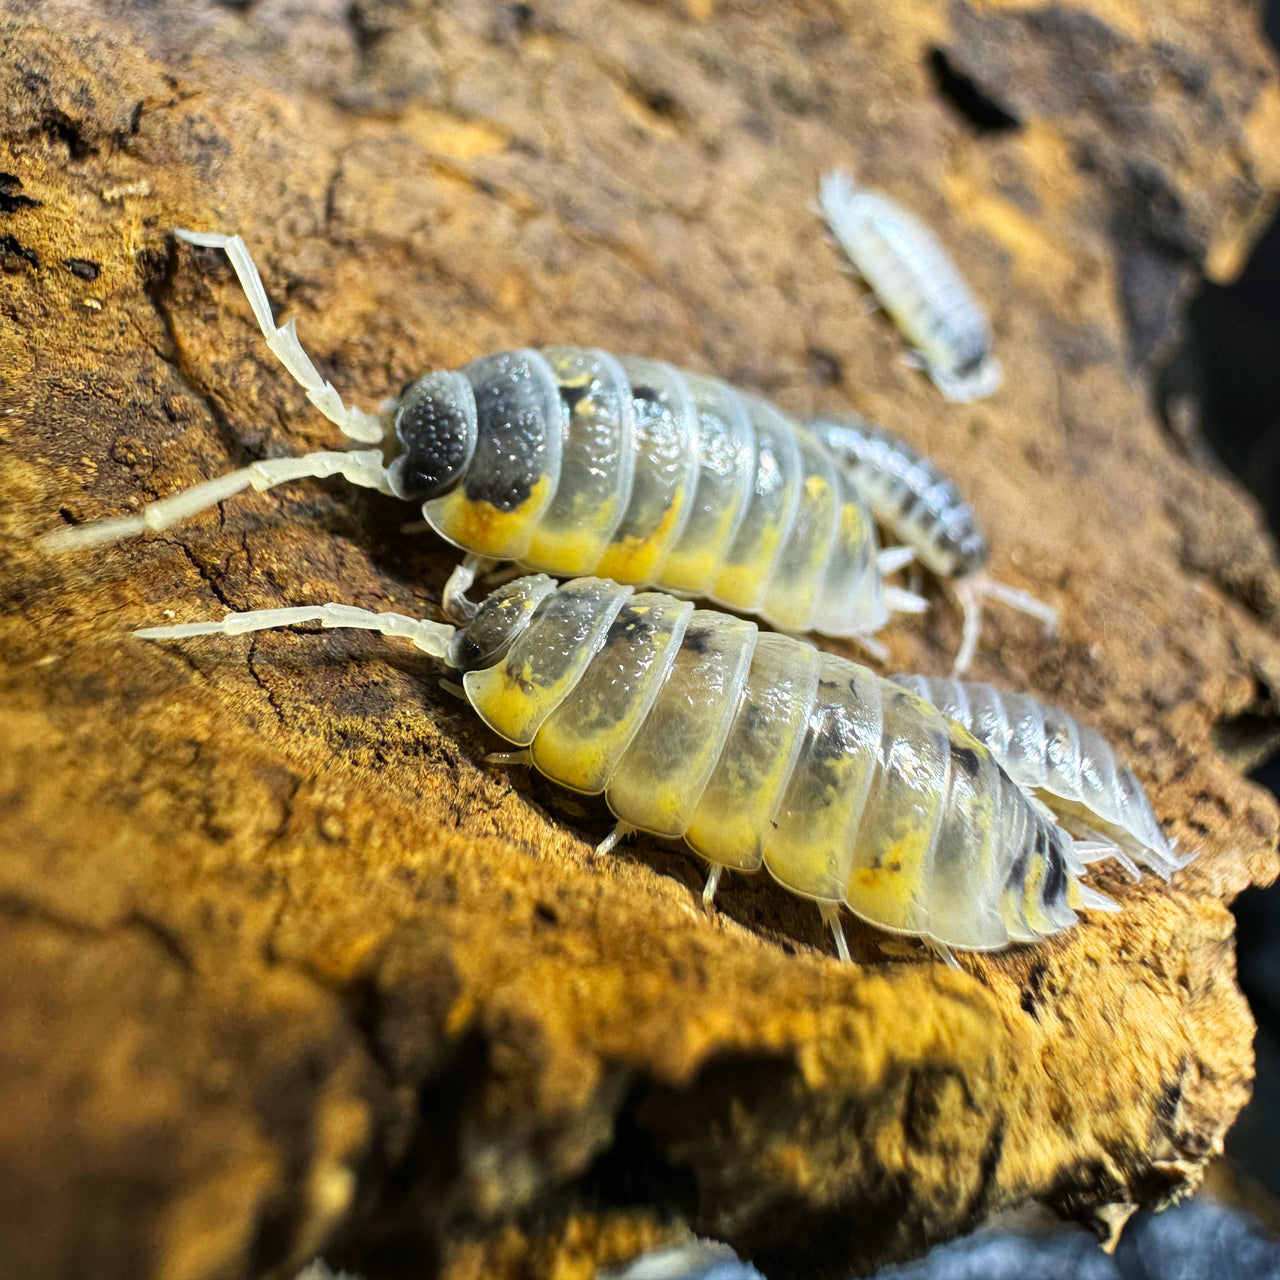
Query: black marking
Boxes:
[
  {"xmin": 949, "ymin": 742, "xmax": 983, "ymax": 780},
  {"xmin": 464, "ymin": 355, "xmax": 556, "ymax": 512},
  {"xmin": 1004, "ymin": 843, "xmax": 1030, "ymax": 890},
  {"xmin": 62, "ymin": 257, "xmax": 100, "ymax": 281},
  {"xmin": 952, "ymin": 349, "xmax": 989, "ymax": 379},
  {"xmin": 679, "ymin": 620, "xmax": 717, "ymax": 656},
  {"xmin": 1041, "ymin": 838, "xmax": 1068, "ymax": 907},
  {"xmin": 0, "ymin": 173, "xmax": 41, "ymax": 215},
  {"xmin": 558, "ymin": 380, "xmax": 592, "ymax": 414}
]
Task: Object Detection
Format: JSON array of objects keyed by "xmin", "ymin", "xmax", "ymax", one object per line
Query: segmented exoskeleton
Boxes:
[
  {"xmin": 891, "ymin": 675, "xmax": 1189, "ymax": 881},
  {"xmin": 40, "ymin": 229, "xmax": 924, "ymax": 654},
  {"xmin": 134, "ymin": 574, "xmax": 1128, "ymax": 961},
  {"xmin": 819, "ymin": 170, "xmax": 1002, "ymax": 403},
  {"xmin": 809, "ymin": 415, "xmax": 1058, "ymax": 674}
]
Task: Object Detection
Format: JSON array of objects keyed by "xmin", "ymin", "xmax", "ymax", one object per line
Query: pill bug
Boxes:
[
  {"xmin": 891, "ymin": 675, "xmax": 1191, "ymax": 881},
  {"xmin": 40, "ymin": 228, "xmax": 925, "ymax": 655},
  {"xmin": 807, "ymin": 415, "xmax": 1058, "ymax": 674},
  {"xmin": 818, "ymin": 169, "xmax": 1002, "ymax": 404},
  {"xmin": 134, "ymin": 573, "xmax": 1129, "ymax": 963}
]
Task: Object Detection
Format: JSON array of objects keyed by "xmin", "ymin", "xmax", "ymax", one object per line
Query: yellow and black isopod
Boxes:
[
  {"xmin": 134, "ymin": 574, "xmax": 1132, "ymax": 963},
  {"xmin": 40, "ymin": 229, "xmax": 926, "ymax": 659}
]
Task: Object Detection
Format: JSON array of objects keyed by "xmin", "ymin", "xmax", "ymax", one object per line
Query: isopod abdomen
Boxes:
[{"xmin": 135, "ymin": 575, "xmax": 1127, "ymax": 961}]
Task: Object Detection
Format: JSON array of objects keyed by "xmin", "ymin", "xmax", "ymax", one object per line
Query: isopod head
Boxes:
[
  {"xmin": 446, "ymin": 573, "xmax": 557, "ymax": 671},
  {"xmin": 388, "ymin": 370, "xmax": 480, "ymax": 501}
]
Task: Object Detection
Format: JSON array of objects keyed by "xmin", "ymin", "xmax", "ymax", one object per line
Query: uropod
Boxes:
[
  {"xmin": 819, "ymin": 169, "xmax": 1002, "ymax": 404},
  {"xmin": 809, "ymin": 416, "xmax": 1058, "ymax": 674},
  {"xmin": 41, "ymin": 229, "xmax": 926, "ymax": 658},
  {"xmin": 134, "ymin": 573, "xmax": 1132, "ymax": 964}
]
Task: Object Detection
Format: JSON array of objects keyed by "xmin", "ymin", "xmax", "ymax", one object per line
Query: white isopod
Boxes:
[
  {"xmin": 40, "ymin": 228, "xmax": 927, "ymax": 660},
  {"xmin": 819, "ymin": 169, "xmax": 1002, "ymax": 403},
  {"xmin": 891, "ymin": 675, "xmax": 1192, "ymax": 881},
  {"xmin": 133, "ymin": 574, "xmax": 1139, "ymax": 964}
]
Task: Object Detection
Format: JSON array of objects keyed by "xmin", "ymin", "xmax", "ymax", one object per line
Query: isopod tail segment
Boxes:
[
  {"xmin": 42, "ymin": 228, "xmax": 924, "ymax": 652},
  {"xmin": 133, "ymin": 574, "xmax": 1128, "ymax": 964},
  {"xmin": 890, "ymin": 674, "xmax": 1196, "ymax": 883},
  {"xmin": 808, "ymin": 416, "xmax": 1058, "ymax": 674}
]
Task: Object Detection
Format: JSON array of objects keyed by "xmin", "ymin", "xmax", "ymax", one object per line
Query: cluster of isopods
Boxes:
[{"xmin": 41, "ymin": 172, "xmax": 1191, "ymax": 964}]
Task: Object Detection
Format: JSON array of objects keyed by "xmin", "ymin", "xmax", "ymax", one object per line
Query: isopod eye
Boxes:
[
  {"xmin": 447, "ymin": 574, "xmax": 558, "ymax": 672},
  {"xmin": 389, "ymin": 370, "xmax": 479, "ymax": 501}
]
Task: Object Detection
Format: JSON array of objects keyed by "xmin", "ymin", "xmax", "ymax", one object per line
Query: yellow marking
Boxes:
[
  {"xmin": 429, "ymin": 474, "xmax": 552, "ymax": 559},
  {"xmin": 713, "ymin": 527, "xmax": 783, "ymax": 607},
  {"xmin": 846, "ymin": 818, "xmax": 933, "ymax": 932},
  {"xmin": 595, "ymin": 488, "xmax": 687, "ymax": 583},
  {"xmin": 522, "ymin": 497, "xmax": 617, "ymax": 574},
  {"xmin": 662, "ymin": 501, "xmax": 741, "ymax": 593}
]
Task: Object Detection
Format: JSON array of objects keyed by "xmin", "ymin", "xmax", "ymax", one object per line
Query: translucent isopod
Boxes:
[
  {"xmin": 808, "ymin": 415, "xmax": 1058, "ymax": 674},
  {"xmin": 819, "ymin": 169, "xmax": 1002, "ymax": 403},
  {"xmin": 133, "ymin": 574, "xmax": 1135, "ymax": 963},
  {"xmin": 40, "ymin": 229, "xmax": 926, "ymax": 657}
]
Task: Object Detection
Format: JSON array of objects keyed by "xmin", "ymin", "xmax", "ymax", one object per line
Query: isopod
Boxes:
[
  {"xmin": 808, "ymin": 415, "xmax": 1058, "ymax": 674},
  {"xmin": 890, "ymin": 675, "xmax": 1191, "ymax": 880},
  {"xmin": 133, "ymin": 573, "xmax": 1129, "ymax": 962},
  {"xmin": 40, "ymin": 229, "xmax": 925, "ymax": 656},
  {"xmin": 819, "ymin": 169, "xmax": 1002, "ymax": 403}
]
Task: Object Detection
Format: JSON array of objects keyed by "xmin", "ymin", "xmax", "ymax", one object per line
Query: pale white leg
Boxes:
[
  {"xmin": 40, "ymin": 449, "xmax": 400, "ymax": 552},
  {"xmin": 818, "ymin": 902, "xmax": 851, "ymax": 964},
  {"xmin": 927, "ymin": 939, "xmax": 962, "ymax": 970},
  {"xmin": 1073, "ymin": 882, "xmax": 1121, "ymax": 914},
  {"xmin": 486, "ymin": 749, "xmax": 532, "ymax": 766},
  {"xmin": 133, "ymin": 601, "xmax": 455, "ymax": 658},
  {"xmin": 884, "ymin": 585, "xmax": 929, "ymax": 615},
  {"xmin": 952, "ymin": 573, "xmax": 1058, "ymax": 676},
  {"xmin": 701, "ymin": 862, "xmax": 725, "ymax": 910},
  {"xmin": 876, "ymin": 545, "xmax": 916, "ymax": 576},
  {"xmin": 438, "ymin": 678, "xmax": 467, "ymax": 700},
  {"xmin": 850, "ymin": 632, "xmax": 890, "ymax": 664},
  {"xmin": 595, "ymin": 821, "xmax": 637, "ymax": 859},
  {"xmin": 174, "ymin": 228, "xmax": 385, "ymax": 444},
  {"xmin": 442, "ymin": 553, "xmax": 499, "ymax": 622}
]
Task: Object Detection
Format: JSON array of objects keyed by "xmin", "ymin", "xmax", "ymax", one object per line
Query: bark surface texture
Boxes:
[{"xmin": 4, "ymin": 3, "xmax": 1280, "ymax": 1278}]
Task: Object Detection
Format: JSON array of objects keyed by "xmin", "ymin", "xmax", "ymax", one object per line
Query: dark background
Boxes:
[{"xmin": 1161, "ymin": 1, "xmax": 1280, "ymax": 1211}]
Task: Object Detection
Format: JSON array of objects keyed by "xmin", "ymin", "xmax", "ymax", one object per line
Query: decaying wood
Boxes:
[{"xmin": 3, "ymin": 3, "xmax": 1280, "ymax": 1278}]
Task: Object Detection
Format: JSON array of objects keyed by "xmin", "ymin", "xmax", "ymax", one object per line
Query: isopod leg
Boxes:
[
  {"xmin": 818, "ymin": 902, "xmax": 852, "ymax": 964},
  {"xmin": 486, "ymin": 749, "xmax": 532, "ymax": 766},
  {"xmin": 952, "ymin": 573, "xmax": 1057, "ymax": 676},
  {"xmin": 442, "ymin": 554, "xmax": 499, "ymax": 623},
  {"xmin": 926, "ymin": 939, "xmax": 961, "ymax": 970},
  {"xmin": 876, "ymin": 545, "xmax": 917, "ymax": 575},
  {"xmin": 595, "ymin": 821, "xmax": 638, "ymax": 859},
  {"xmin": 174, "ymin": 229, "xmax": 385, "ymax": 444},
  {"xmin": 701, "ymin": 862, "xmax": 725, "ymax": 911},
  {"xmin": 40, "ymin": 450, "xmax": 401, "ymax": 552}
]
